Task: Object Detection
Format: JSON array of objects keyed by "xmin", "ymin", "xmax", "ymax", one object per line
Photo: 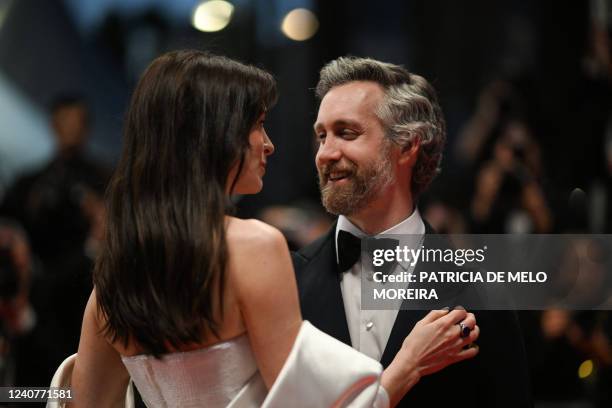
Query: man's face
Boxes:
[
  {"xmin": 314, "ymin": 81, "xmax": 395, "ymax": 216},
  {"xmin": 52, "ymin": 104, "xmax": 88, "ymax": 152}
]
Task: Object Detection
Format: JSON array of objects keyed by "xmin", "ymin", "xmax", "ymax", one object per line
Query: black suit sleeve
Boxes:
[{"xmin": 473, "ymin": 310, "xmax": 533, "ymax": 408}]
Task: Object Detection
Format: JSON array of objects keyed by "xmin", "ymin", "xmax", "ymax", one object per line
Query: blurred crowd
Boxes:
[{"xmin": 416, "ymin": 21, "xmax": 612, "ymax": 407}]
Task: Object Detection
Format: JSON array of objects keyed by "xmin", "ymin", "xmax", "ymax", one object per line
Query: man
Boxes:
[
  {"xmin": 1, "ymin": 95, "xmax": 109, "ymax": 262},
  {"xmin": 292, "ymin": 57, "xmax": 532, "ymax": 407},
  {"xmin": 0, "ymin": 95, "xmax": 109, "ymax": 387}
]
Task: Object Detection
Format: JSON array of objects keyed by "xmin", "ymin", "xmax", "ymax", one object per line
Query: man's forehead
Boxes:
[
  {"xmin": 315, "ymin": 81, "xmax": 384, "ymax": 125},
  {"xmin": 323, "ymin": 81, "xmax": 384, "ymax": 105}
]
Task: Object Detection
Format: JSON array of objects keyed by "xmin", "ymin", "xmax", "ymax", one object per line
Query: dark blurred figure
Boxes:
[
  {"xmin": 0, "ymin": 95, "xmax": 109, "ymax": 262},
  {"xmin": 552, "ymin": 11, "xmax": 612, "ymax": 407},
  {"xmin": 454, "ymin": 79, "xmax": 516, "ymax": 168},
  {"xmin": 0, "ymin": 95, "xmax": 109, "ymax": 387},
  {"xmin": 521, "ymin": 310, "xmax": 612, "ymax": 408},
  {"xmin": 452, "ymin": 77, "xmax": 553, "ymax": 233},
  {"xmin": 576, "ymin": 16, "xmax": 612, "ymax": 234},
  {"xmin": 0, "ymin": 220, "xmax": 35, "ymax": 387},
  {"xmin": 469, "ymin": 118, "xmax": 552, "ymax": 233}
]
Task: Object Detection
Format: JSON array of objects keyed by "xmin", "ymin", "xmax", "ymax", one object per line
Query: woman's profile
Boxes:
[{"xmin": 65, "ymin": 50, "xmax": 479, "ymax": 407}]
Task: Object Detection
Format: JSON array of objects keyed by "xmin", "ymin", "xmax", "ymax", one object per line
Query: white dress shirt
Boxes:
[{"xmin": 335, "ymin": 209, "xmax": 425, "ymax": 361}]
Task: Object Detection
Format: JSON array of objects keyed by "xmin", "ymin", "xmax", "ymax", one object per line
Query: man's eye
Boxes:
[
  {"xmin": 317, "ymin": 133, "xmax": 326, "ymax": 140},
  {"xmin": 339, "ymin": 129, "xmax": 357, "ymax": 138}
]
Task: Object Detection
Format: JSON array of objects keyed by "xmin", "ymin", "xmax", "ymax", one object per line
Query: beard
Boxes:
[{"xmin": 318, "ymin": 144, "xmax": 394, "ymax": 216}]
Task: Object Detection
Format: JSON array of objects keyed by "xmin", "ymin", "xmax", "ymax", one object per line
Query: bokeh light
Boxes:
[
  {"xmin": 578, "ymin": 359, "xmax": 593, "ymax": 379},
  {"xmin": 281, "ymin": 8, "xmax": 319, "ymax": 41},
  {"xmin": 192, "ymin": 0, "xmax": 234, "ymax": 33}
]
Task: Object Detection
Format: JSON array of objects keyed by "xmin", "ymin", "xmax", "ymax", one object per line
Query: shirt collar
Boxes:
[{"xmin": 335, "ymin": 208, "xmax": 426, "ymax": 267}]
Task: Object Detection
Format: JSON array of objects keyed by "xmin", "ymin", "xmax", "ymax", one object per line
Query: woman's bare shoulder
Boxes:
[
  {"xmin": 225, "ymin": 217, "xmax": 293, "ymax": 291},
  {"xmin": 226, "ymin": 217, "xmax": 286, "ymax": 254}
]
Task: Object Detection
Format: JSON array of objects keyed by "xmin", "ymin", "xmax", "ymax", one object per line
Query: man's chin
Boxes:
[
  {"xmin": 321, "ymin": 192, "xmax": 360, "ymax": 216},
  {"xmin": 321, "ymin": 202, "xmax": 347, "ymax": 216}
]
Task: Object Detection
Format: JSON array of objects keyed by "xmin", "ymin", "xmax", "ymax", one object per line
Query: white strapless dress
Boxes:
[
  {"xmin": 122, "ymin": 333, "xmax": 257, "ymax": 407},
  {"xmin": 121, "ymin": 321, "xmax": 389, "ymax": 408}
]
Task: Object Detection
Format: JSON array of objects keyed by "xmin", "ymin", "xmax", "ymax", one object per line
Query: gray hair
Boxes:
[{"xmin": 315, "ymin": 56, "xmax": 446, "ymax": 197}]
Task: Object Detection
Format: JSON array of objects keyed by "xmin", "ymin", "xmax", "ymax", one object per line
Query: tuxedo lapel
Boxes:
[
  {"xmin": 292, "ymin": 225, "xmax": 352, "ymax": 347},
  {"xmin": 380, "ymin": 220, "xmax": 436, "ymax": 368}
]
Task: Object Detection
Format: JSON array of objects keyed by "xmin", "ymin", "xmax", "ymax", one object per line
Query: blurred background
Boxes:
[{"xmin": 0, "ymin": 0, "xmax": 610, "ymax": 406}]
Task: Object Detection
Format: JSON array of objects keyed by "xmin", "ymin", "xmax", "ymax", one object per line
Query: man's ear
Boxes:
[{"xmin": 398, "ymin": 138, "xmax": 420, "ymax": 167}]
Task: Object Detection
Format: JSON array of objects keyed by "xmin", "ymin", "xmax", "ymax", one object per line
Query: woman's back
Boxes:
[{"xmin": 82, "ymin": 217, "xmax": 301, "ymax": 407}]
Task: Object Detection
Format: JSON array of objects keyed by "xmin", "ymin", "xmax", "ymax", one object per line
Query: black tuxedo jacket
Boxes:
[{"xmin": 291, "ymin": 222, "xmax": 533, "ymax": 408}]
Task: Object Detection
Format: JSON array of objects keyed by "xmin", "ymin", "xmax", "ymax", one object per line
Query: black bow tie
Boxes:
[
  {"xmin": 337, "ymin": 230, "xmax": 362, "ymax": 272},
  {"xmin": 337, "ymin": 230, "xmax": 399, "ymax": 274}
]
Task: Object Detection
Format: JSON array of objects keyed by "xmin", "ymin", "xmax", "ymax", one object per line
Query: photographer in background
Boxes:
[
  {"xmin": 0, "ymin": 95, "xmax": 109, "ymax": 386},
  {"xmin": 469, "ymin": 118, "xmax": 552, "ymax": 233}
]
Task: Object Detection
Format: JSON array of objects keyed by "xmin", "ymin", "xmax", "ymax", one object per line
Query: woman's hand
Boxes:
[
  {"xmin": 403, "ymin": 309, "xmax": 479, "ymax": 375},
  {"xmin": 381, "ymin": 309, "xmax": 479, "ymax": 406}
]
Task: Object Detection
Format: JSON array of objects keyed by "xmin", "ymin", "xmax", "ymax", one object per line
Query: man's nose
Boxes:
[{"xmin": 316, "ymin": 137, "xmax": 342, "ymax": 166}]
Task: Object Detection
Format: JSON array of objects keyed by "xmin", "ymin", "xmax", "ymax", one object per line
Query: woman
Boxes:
[{"xmin": 68, "ymin": 50, "xmax": 479, "ymax": 407}]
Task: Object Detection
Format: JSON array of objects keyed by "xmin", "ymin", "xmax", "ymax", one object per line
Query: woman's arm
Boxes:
[
  {"xmin": 228, "ymin": 219, "xmax": 302, "ymax": 389},
  {"xmin": 68, "ymin": 290, "xmax": 130, "ymax": 408}
]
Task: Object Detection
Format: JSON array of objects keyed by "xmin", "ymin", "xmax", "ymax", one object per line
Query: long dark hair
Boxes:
[{"xmin": 94, "ymin": 50, "xmax": 277, "ymax": 355}]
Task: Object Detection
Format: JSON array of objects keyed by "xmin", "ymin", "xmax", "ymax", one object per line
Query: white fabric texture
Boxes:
[
  {"xmin": 122, "ymin": 333, "xmax": 257, "ymax": 407},
  {"xmin": 258, "ymin": 321, "xmax": 388, "ymax": 408}
]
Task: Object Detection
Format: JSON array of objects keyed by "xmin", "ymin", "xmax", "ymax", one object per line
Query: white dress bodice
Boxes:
[
  {"xmin": 121, "ymin": 334, "xmax": 257, "ymax": 408},
  {"xmin": 120, "ymin": 322, "xmax": 389, "ymax": 408}
]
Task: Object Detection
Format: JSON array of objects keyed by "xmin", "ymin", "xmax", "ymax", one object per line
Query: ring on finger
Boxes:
[{"xmin": 459, "ymin": 322, "xmax": 471, "ymax": 338}]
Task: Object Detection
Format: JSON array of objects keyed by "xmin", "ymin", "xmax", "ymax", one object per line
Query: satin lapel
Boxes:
[
  {"xmin": 380, "ymin": 221, "xmax": 436, "ymax": 368},
  {"xmin": 296, "ymin": 226, "xmax": 352, "ymax": 347}
]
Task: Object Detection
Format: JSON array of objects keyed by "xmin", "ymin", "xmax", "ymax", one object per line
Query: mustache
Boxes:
[
  {"xmin": 319, "ymin": 161, "xmax": 357, "ymax": 175},
  {"xmin": 318, "ymin": 161, "xmax": 357, "ymax": 182}
]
